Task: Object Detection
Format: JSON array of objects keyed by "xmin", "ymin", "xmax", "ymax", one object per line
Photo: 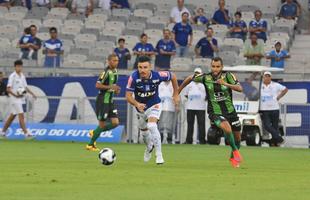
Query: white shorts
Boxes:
[
  {"xmin": 137, "ymin": 103, "xmax": 162, "ymax": 130},
  {"xmin": 10, "ymin": 102, "xmax": 24, "ymax": 115}
]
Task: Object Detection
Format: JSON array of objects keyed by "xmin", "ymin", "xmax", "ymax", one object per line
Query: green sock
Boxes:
[
  {"xmin": 230, "ymin": 140, "xmax": 241, "ymax": 158},
  {"xmin": 227, "ymin": 132, "xmax": 238, "ymax": 151},
  {"xmin": 88, "ymin": 122, "xmax": 116, "ymax": 145}
]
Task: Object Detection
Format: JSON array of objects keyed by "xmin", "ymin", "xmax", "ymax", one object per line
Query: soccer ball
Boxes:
[
  {"xmin": 98, "ymin": 148, "xmax": 116, "ymax": 165},
  {"xmin": 16, "ymin": 87, "xmax": 26, "ymax": 96}
]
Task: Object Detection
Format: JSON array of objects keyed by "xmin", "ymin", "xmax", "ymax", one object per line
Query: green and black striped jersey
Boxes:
[
  {"xmin": 193, "ymin": 71, "xmax": 239, "ymax": 115},
  {"xmin": 97, "ymin": 67, "xmax": 118, "ymax": 104}
]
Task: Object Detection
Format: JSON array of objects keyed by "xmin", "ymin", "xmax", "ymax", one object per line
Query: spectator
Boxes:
[
  {"xmin": 43, "ymin": 27, "xmax": 64, "ymax": 68},
  {"xmin": 279, "ymin": 0, "xmax": 300, "ymax": 20},
  {"xmin": 36, "ymin": 0, "xmax": 51, "ymax": 8},
  {"xmin": 111, "ymin": 0, "xmax": 129, "ymax": 9},
  {"xmin": 0, "ymin": 71, "xmax": 8, "ymax": 121},
  {"xmin": 29, "ymin": 25, "xmax": 42, "ymax": 61},
  {"xmin": 260, "ymin": 71, "xmax": 288, "ymax": 146},
  {"xmin": 195, "ymin": 27, "xmax": 218, "ymax": 58},
  {"xmin": 0, "ymin": 0, "xmax": 10, "ymax": 8},
  {"xmin": 192, "ymin": 7, "xmax": 209, "ymax": 25},
  {"xmin": 155, "ymin": 29, "xmax": 176, "ymax": 70},
  {"xmin": 244, "ymin": 33, "xmax": 264, "ymax": 65},
  {"xmin": 229, "ymin": 11, "xmax": 247, "ymax": 41},
  {"xmin": 114, "ymin": 38, "xmax": 131, "ymax": 69},
  {"xmin": 98, "ymin": 0, "xmax": 110, "ymax": 10},
  {"xmin": 212, "ymin": 0, "xmax": 230, "ymax": 25},
  {"xmin": 71, "ymin": 0, "xmax": 94, "ymax": 17},
  {"xmin": 0, "ymin": 60, "xmax": 36, "ymax": 139},
  {"xmin": 183, "ymin": 68, "xmax": 207, "ymax": 144},
  {"xmin": 170, "ymin": 0, "xmax": 191, "ymax": 24},
  {"xmin": 18, "ymin": 27, "xmax": 35, "ymax": 60},
  {"xmin": 249, "ymin": 10, "xmax": 267, "ymax": 42},
  {"xmin": 132, "ymin": 33, "xmax": 155, "ymax": 69},
  {"xmin": 158, "ymin": 81, "xmax": 178, "ymax": 144},
  {"xmin": 22, "ymin": 0, "xmax": 32, "ymax": 10},
  {"xmin": 55, "ymin": 0, "xmax": 67, "ymax": 7},
  {"xmin": 266, "ymin": 41, "xmax": 290, "ymax": 68},
  {"xmin": 172, "ymin": 12, "xmax": 193, "ymax": 57}
]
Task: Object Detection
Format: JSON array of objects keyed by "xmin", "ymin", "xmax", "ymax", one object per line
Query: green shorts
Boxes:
[
  {"xmin": 95, "ymin": 96, "xmax": 118, "ymax": 121},
  {"xmin": 209, "ymin": 112, "xmax": 241, "ymax": 132}
]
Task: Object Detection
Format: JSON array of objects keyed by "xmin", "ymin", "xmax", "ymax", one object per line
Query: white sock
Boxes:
[
  {"xmin": 147, "ymin": 122, "xmax": 162, "ymax": 157},
  {"xmin": 140, "ymin": 129, "xmax": 153, "ymax": 150}
]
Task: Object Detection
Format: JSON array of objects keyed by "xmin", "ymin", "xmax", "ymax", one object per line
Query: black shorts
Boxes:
[
  {"xmin": 209, "ymin": 112, "xmax": 241, "ymax": 132},
  {"xmin": 95, "ymin": 97, "xmax": 118, "ymax": 121}
]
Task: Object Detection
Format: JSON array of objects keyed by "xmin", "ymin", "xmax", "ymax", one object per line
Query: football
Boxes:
[
  {"xmin": 16, "ymin": 87, "xmax": 26, "ymax": 96},
  {"xmin": 98, "ymin": 148, "xmax": 116, "ymax": 165}
]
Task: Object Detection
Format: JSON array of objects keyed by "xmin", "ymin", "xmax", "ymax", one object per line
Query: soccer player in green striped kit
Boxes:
[
  {"xmin": 179, "ymin": 57, "xmax": 243, "ymax": 168},
  {"xmin": 86, "ymin": 54, "xmax": 121, "ymax": 151}
]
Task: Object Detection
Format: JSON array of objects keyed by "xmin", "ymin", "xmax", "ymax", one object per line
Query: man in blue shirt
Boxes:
[
  {"xmin": 172, "ymin": 12, "xmax": 193, "ymax": 57},
  {"xmin": 195, "ymin": 28, "xmax": 218, "ymax": 58},
  {"xmin": 114, "ymin": 38, "xmax": 131, "ymax": 69},
  {"xmin": 249, "ymin": 10, "xmax": 268, "ymax": 42},
  {"xmin": 212, "ymin": 0, "xmax": 230, "ymax": 25},
  {"xmin": 43, "ymin": 27, "xmax": 64, "ymax": 68},
  {"xmin": 230, "ymin": 11, "xmax": 247, "ymax": 41},
  {"xmin": 279, "ymin": 0, "xmax": 300, "ymax": 20},
  {"xmin": 266, "ymin": 41, "xmax": 290, "ymax": 68},
  {"xmin": 111, "ymin": 0, "xmax": 130, "ymax": 9},
  {"xmin": 126, "ymin": 56, "xmax": 179, "ymax": 165},
  {"xmin": 18, "ymin": 27, "xmax": 35, "ymax": 60},
  {"xmin": 192, "ymin": 7, "xmax": 209, "ymax": 25},
  {"xmin": 155, "ymin": 29, "xmax": 176, "ymax": 70},
  {"xmin": 133, "ymin": 33, "xmax": 155, "ymax": 69}
]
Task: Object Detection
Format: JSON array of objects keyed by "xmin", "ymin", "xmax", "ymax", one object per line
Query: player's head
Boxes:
[
  {"xmin": 30, "ymin": 24, "xmax": 37, "ymax": 36},
  {"xmin": 24, "ymin": 27, "xmax": 31, "ymax": 35},
  {"xmin": 49, "ymin": 27, "xmax": 58, "ymax": 39},
  {"xmin": 137, "ymin": 56, "xmax": 151, "ymax": 79},
  {"xmin": 210, "ymin": 57, "xmax": 223, "ymax": 77},
  {"xmin": 14, "ymin": 60, "xmax": 23, "ymax": 73},
  {"xmin": 118, "ymin": 38, "xmax": 125, "ymax": 48},
  {"xmin": 163, "ymin": 29, "xmax": 171, "ymax": 39},
  {"xmin": 275, "ymin": 41, "xmax": 282, "ymax": 51},
  {"xmin": 107, "ymin": 54, "xmax": 119, "ymax": 69},
  {"xmin": 263, "ymin": 71, "xmax": 272, "ymax": 84}
]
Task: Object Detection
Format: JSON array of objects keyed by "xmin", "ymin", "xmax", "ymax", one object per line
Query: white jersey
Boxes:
[
  {"xmin": 260, "ymin": 81, "xmax": 286, "ymax": 111},
  {"xmin": 170, "ymin": 6, "xmax": 191, "ymax": 23},
  {"xmin": 7, "ymin": 71, "xmax": 27, "ymax": 104},
  {"xmin": 183, "ymin": 81, "xmax": 206, "ymax": 110},
  {"xmin": 159, "ymin": 82, "xmax": 175, "ymax": 112}
]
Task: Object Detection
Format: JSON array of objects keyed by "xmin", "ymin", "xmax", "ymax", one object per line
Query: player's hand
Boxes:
[
  {"xmin": 110, "ymin": 84, "xmax": 121, "ymax": 93},
  {"xmin": 216, "ymin": 79, "xmax": 227, "ymax": 85},
  {"xmin": 173, "ymin": 94, "xmax": 180, "ymax": 107},
  {"xmin": 136, "ymin": 103, "xmax": 146, "ymax": 112}
]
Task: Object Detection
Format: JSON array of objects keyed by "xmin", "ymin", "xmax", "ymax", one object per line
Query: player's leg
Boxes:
[
  {"xmin": 197, "ymin": 110, "xmax": 206, "ymax": 144},
  {"xmin": 17, "ymin": 113, "xmax": 32, "ymax": 138},
  {"xmin": 186, "ymin": 109, "xmax": 195, "ymax": 144},
  {"xmin": 137, "ymin": 113, "xmax": 153, "ymax": 162},
  {"xmin": 0, "ymin": 114, "xmax": 16, "ymax": 137}
]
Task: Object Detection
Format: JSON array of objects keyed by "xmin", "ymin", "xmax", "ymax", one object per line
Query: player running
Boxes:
[
  {"xmin": 178, "ymin": 57, "xmax": 243, "ymax": 168},
  {"xmin": 126, "ymin": 56, "xmax": 179, "ymax": 164},
  {"xmin": 86, "ymin": 54, "xmax": 120, "ymax": 151}
]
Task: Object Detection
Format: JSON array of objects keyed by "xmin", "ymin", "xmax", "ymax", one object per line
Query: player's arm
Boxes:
[
  {"xmin": 125, "ymin": 91, "xmax": 145, "ymax": 112},
  {"xmin": 277, "ymin": 87, "xmax": 288, "ymax": 101},
  {"xmin": 6, "ymin": 87, "xmax": 21, "ymax": 98},
  {"xmin": 25, "ymin": 87, "xmax": 37, "ymax": 99},
  {"xmin": 96, "ymin": 72, "xmax": 120, "ymax": 92},
  {"xmin": 217, "ymin": 73, "xmax": 243, "ymax": 93},
  {"xmin": 178, "ymin": 75, "xmax": 195, "ymax": 94},
  {"xmin": 170, "ymin": 73, "xmax": 180, "ymax": 107}
]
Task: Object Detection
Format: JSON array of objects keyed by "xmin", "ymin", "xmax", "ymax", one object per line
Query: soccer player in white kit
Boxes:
[
  {"xmin": 126, "ymin": 56, "xmax": 180, "ymax": 164},
  {"xmin": 0, "ymin": 60, "xmax": 37, "ymax": 139}
]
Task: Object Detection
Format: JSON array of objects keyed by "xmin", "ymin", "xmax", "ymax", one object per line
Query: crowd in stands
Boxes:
[{"xmin": 0, "ymin": 0, "xmax": 301, "ymax": 71}]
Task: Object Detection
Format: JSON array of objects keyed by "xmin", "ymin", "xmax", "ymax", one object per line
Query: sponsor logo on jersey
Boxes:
[{"xmin": 137, "ymin": 91, "xmax": 156, "ymax": 98}]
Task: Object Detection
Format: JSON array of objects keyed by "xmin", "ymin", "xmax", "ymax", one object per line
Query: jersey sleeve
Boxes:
[
  {"xmin": 276, "ymin": 82, "xmax": 286, "ymax": 92},
  {"xmin": 22, "ymin": 75, "xmax": 28, "ymax": 87},
  {"xmin": 158, "ymin": 71, "xmax": 172, "ymax": 82},
  {"xmin": 97, "ymin": 71, "xmax": 108, "ymax": 84},
  {"xmin": 226, "ymin": 72, "xmax": 239, "ymax": 85},
  {"xmin": 126, "ymin": 75, "xmax": 135, "ymax": 92},
  {"xmin": 192, "ymin": 74, "xmax": 204, "ymax": 83},
  {"xmin": 7, "ymin": 74, "xmax": 13, "ymax": 88}
]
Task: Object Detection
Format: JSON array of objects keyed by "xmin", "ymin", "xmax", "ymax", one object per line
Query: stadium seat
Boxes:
[
  {"xmin": 43, "ymin": 19, "xmax": 63, "ymax": 30},
  {"xmin": 220, "ymin": 45, "xmax": 241, "ymax": 54},
  {"xmin": 133, "ymin": 9, "xmax": 153, "ymax": 18},
  {"xmin": 102, "ymin": 27, "xmax": 123, "ymax": 37},
  {"xmin": 63, "ymin": 60, "xmax": 83, "ymax": 68},
  {"xmin": 237, "ymin": 5, "xmax": 259, "ymax": 12},
  {"xmin": 93, "ymin": 8, "xmax": 111, "ymax": 15},
  {"xmin": 67, "ymin": 54, "xmax": 88, "ymax": 63},
  {"xmin": 22, "ymin": 19, "xmax": 42, "ymax": 29},
  {"xmin": 112, "ymin": 9, "xmax": 131, "ymax": 18},
  {"xmin": 209, "ymin": 24, "xmax": 229, "ymax": 38},
  {"xmin": 108, "ymin": 15, "xmax": 128, "ymax": 23},
  {"xmin": 171, "ymin": 57, "xmax": 193, "ymax": 71},
  {"xmin": 134, "ymin": 2, "xmax": 157, "ymax": 12},
  {"xmin": 218, "ymin": 51, "xmax": 238, "ymax": 66},
  {"xmin": 10, "ymin": 6, "xmax": 28, "ymax": 15},
  {"xmin": 80, "ymin": 28, "xmax": 101, "ymax": 38},
  {"xmin": 146, "ymin": 23, "xmax": 165, "ymax": 30},
  {"xmin": 95, "ymin": 41, "xmax": 115, "ymax": 48},
  {"xmin": 64, "ymin": 19, "xmax": 84, "ymax": 27},
  {"xmin": 88, "ymin": 14, "xmax": 109, "ymax": 22},
  {"xmin": 58, "ymin": 33, "xmax": 75, "ymax": 41},
  {"xmin": 66, "ymin": 13, "xmax": 85, "ymax": 21},
  {"xmin": 61, "ymin": 26, "xmax": 81, "ymax": 36},
  {"xmin": 5, "ymin": 47, "xmax": 20, "ymax": 59},
  {"xmin": 126, "ymin": 21, "xmax": 146, "ymax": 31},
  {"xmin": 90, "ymin": 47, "xmax": 113, "ymax": 58},
  {"xmin": 144, "ymin": 29, "xmax": 162, "ymax": 38},
  {"xmin": 37, "ymin": 32, "xmax": 50, "ymax": 41},
  {"xmin": 84, "ymin": 19, "xmax": 105, "ymax": 30},
  {"xmin": 70, "ymin": 48, "xmax": 89, "ymax": 56},
  {"xmin": 45, "ymin": 13, "xmax": 67, "ymax": 20},
  {"xmin": 4, "ymin": 11, "xmax": 26, "ymax": 21},
  {"xmin": 192, "ymin": 58, "xmax": 211, "ymax": 72},
  {"xmin": 99, "ymin": 35, "xmax": 117, "ymax": 43},
  {"xmin": 128, "ymin": 15, "xmax": 148, "ymax": 24},
  {"xmin": 122, "ymin": 28, "xmax": 143, "ymax": 37},
  {"xmin": 0, "ymin": 38, "xmax": 11, "ymax": 49},
  {"xmin": 105, "ymin": 21, "xmax": 126, "ymax": 30},
  {"xmin": 50, "ymin": 7, "xmax": 69, "ymax": 16},
  {"xmin": 223, "ymin": 38, "xmax": 244, "ymax": 49},
  {"xmin": 83, "ymin": 61, "xmax": 105, "ymax": 69}
]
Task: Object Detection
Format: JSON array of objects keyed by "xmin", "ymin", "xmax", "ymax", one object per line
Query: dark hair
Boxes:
[
  {"xmin": 235, "ymin": 11, "xmax": 242, "ymax": 17},
  {"xmin": 118, "ymin": 38, "xmax": 125, "ymax": 43},
  {"xmin": 49, "ymin": 27, "xmax": 57, "ymax": 33},
  {"xmin": 254, "ymin": 10, "xmax": 262, "ymax": 15},
  {"xmin": 14, "ymin": 60, "xmax": 23, "ymax": 67},
  {"xmin": 181, "ymin": 12, "xmax": 189, "ymax": 17},
  {"xmin": 108, "ymin": 54, "xmax": 118, "ymax": 61},
  {"xmin": 29, "ymin": 24, "xmax": 37, "ymax": 29},
  {"xmin": 211, "ymin": 57, "xmax": 223, "ymax": 65},
  {"xmin": 137, "ymin": 56, "xmax": 151, "ymax": 63},
  {"xmin": 140, "ymin": 33, "xmax": 147, "ymax": 39},
  {"xmin": 205, "ymin": 27, "xmax": 213, "ymax": 33},
  {"xmin": 24, "ymin": 27, "xmax": 31, "ymax": 35}
]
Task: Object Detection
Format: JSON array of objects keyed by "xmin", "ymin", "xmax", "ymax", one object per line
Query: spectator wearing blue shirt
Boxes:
[
  {"xmin": 279, "ymin": 0, "xmax": 300, "ymax": 20},
  {"xmin": 195, "ymin": 28, "xmax": 219, "ymax": 58},
  {"xmin": 55, "ymin": 0, "xmax": 67, "ymax": 7},
  {"xmin": 114, "ymin": 38, "xmax": 131, "ymax": 69},
  {"xmin": 266, "ymin": 41, "xmax": 290, "ymax": 69},
  {"xmin": 229, "ymin": 11, "xmax": 247, "ymax": 41},
  {"xmin": 155, "ymin": 29, "xmax": 176, "ymax": 70},
  {"xmin": 172, "ymin": 12, "xmax": 193, "ymax": 57},
  {"xmin": 192, "ymin": 8, "xmax": 209, "ymax": 25},
  {"xmin": 111, "ymin": 0, "xmax": 129, "ymax": 9},
  {"xmin": 43, "ymin": 27, "xmax": 64, "ymax": 68},
  {"xmin": 249, "ymin": 10, "xmax": 268, "ymax": 42},
  {"xmin": 212, "ymin": 0, "xmax": 230, "ymax": 25},
  {"xmin": 18, "ymin": 27, "xmax": 35, "ymax": 60},
  {"xmin": 133, "ymin": 33, "xmax": 155, "ymax": 69},
  {"xmin": 29, "ymin": 25, "xmax": 42, "ymax": 61}
]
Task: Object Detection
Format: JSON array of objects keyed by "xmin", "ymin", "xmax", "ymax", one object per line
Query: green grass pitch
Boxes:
[{"xmin": 0, "ymin": 140, "xmax": 310, "ymax": 200}]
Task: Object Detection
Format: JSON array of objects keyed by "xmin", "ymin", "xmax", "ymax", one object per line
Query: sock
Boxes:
[
  {"xmin": 147, "ymin": 122, "xmax": 162, "ymax": 157},
  {"xmin": 230, "ymin": 140, "xmax": 241, "ymax": 158},
  {"xmin": 226, "ymin": 132, "xmax": 238, "ymax": 151},
  {"xmin": 88, "ymin": 122, "xmax": 116, "ymax": 145},
  {"xmin": 141, "ymin": 129, "xmax": 153, "ymax": 150}
]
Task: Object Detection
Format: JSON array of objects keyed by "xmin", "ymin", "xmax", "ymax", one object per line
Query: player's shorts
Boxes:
[
  {"xmin": 95, "ymin": 98, "xmax": 118, "ymax": 121},
  {"xmin": 136, "ymin": 103, "xmax": 162, "ymax": 130},
  {"xmin": 10, "ymin": 102, "xmax": 24, "ymax": 115},
  {"xmin": 209, "ymin": 112, "xmax": 241, "ymax": 132}
]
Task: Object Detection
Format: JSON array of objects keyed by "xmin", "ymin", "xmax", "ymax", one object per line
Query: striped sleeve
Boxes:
[{"xmin": 226, "ymin": 72, "xmax": 239, "ymax": 85}]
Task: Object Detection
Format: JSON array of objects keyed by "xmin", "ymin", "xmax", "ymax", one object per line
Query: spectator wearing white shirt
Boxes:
[
  {"xmin": 98, "ymin": 0, "xmax": 110, "ymax": 10},
  {"xmin": 170, "ymin": 0, "xmax": 191, "ymax": 24},
  {"xmin": 183, "ymin": 68, "xmax": 207, "ymax": 144},
  {"xmin": 0, "ymin": 60, "xmax": 36, "ymax": 139},
  {"xmin": 260, "ymin": 71, "xmax": 288, "ymax": 146},
  {"xmin": 36, "ymin": 0, "xmax": 51, "ymax": 8},
  {"xmin": 71, "ymin": 0, "xmax": 94, "ymax": 17},
  {"xmin": 158, "ymin": 81, "xmax": 178, "ymax": 144}
]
